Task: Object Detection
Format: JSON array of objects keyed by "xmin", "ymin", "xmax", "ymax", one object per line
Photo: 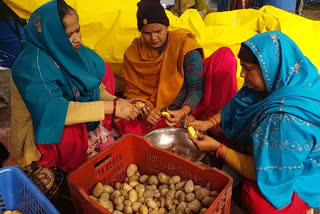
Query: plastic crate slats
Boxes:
[
  {"xmin": 68, "ymin": 134, "xmax": 233, "ymax": 214},
  {"xmin": 0, "ymin": 166, "xmax": 59, "ymax": 214}
]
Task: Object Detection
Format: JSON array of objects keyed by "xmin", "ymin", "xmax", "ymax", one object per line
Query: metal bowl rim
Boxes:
[
  {"xmin": 143, "ymin": 127, "xmax": 205, "ymax": 162},
  {"xmin": 144, "ymin": 127, "xmax": 188, "ymax": 137}
]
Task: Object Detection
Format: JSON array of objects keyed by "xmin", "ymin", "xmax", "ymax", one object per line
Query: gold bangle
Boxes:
[
  {"xmin": 179, "ymin": 109, "xmax": 188, "ymax": 119},
  {"xmin": 208, "ymin": 118, "xmax": 216, "ymax": 127},
  {"xmin": 209, "ymin": 116, "xmax": 218, "ymax": 126},
  {"xmin": 216, "ymin": 143, "xmax": 225, "ymax": 160}
]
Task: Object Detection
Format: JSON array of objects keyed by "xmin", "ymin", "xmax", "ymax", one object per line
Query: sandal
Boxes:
[{"xmin": 21, "ymin": 162, "xmax": 64, "ymax": 199}]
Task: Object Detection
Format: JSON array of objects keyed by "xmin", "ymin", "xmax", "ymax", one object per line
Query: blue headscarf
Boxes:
[
  {"xmin": 222, "ymin": 31, "xmax": 320, "ymax": 209},
  {"xmin": 12, "ymin": 0, "xmax": 105, "ymax": 144},
  {"xmin": 222, "ymin": 31, "xmax": 320, "ymax": 140}
]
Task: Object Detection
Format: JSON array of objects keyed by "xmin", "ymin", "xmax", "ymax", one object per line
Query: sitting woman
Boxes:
[
  {"xmin": 117, "ymin": 0, "xmax": 238, "ymax": 135},
  {"xmin": 185, "ymin": 47, "xmax": 238, "ymax": 139},
  {"xmin": 189, "ymin": 31, "xmax": 320, "ymax": 214},
  {"xmin": 11, "ymin": 0, "xmax": 140, "ymax": 174},
  {"xmin": 117, "ymin": 0, "xmax": 204, "ymax": 135}
]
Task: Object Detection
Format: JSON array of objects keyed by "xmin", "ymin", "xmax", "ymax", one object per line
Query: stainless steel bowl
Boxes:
[{"xmin": 144, "ymin": 127, "xmax": 205, "ymax": 162}]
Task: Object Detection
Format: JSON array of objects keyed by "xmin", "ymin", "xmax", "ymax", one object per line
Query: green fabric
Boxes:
[{"xmin": 11, "ymin": 0, "xmax": 105, "ymax": 144}]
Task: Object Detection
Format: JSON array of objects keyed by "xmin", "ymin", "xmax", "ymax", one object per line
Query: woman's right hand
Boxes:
[
  {"xmin": 189, "ymin": 131, "xmax": 221, "ymax": 151},
  {"xmin": 114, "ymin": 100, "xmax": 140, "ymax": 121},
  {"xmin": 146, "ymin": 108, "xmax": 161, "ymax": 125},
  {"xmin": 184, "ymin": 115, "xmax": 196, "ymax": 127},
  {"xmin": 189, "ymin": 120, "xmax": 213, "ymax": 132}
]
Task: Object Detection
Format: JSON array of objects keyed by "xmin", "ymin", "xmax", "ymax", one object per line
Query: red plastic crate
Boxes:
[{"xmin": 67, "ymin": 134, "xmax": 233, "ymax": 214}]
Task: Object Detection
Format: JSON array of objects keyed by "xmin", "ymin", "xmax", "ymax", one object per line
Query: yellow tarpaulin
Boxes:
[{"xmin": 4, "ymin": 0, "xmax": 320, "ymax": 88}]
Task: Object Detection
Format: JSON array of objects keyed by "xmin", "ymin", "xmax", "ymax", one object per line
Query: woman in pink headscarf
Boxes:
[{"xmin": 185, "ymin": 47, "xmax": 238, "ymax": 139}]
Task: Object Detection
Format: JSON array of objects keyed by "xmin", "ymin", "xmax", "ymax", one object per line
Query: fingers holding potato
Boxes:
[{"xmin": 187, "ymin": 126, "xmax": 198, "ymax": 140}]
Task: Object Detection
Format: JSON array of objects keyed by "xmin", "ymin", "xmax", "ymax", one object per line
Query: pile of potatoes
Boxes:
[{"xmin": 90, "ymin": 164, "xmax": 219, "ymax": 214}]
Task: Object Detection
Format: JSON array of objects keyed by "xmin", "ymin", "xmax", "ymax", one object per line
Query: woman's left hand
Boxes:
[
  {"xmin": 189, "ymin": 131, "xmax": 221, "ymax": 151},
  {"xmin": 164, "ymin": 109, "xmax": 185, "ymax": 127}
]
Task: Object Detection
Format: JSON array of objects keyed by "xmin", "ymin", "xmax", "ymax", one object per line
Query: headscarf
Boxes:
[
  {"xmin": 11, "ymin": 0, "xmax": 105, "ymax": 144},
  {"xmin": 136, "ymin": 0, "xmax": 169, "ymax": 31},
  {"xmin": 192, "ymin": 47, "xmax": 238, "ymax": 118},
  {"xmin": 222, "ymin": 30, "xmax": 320, "ymax": 140},
  {"xmin": 238, "ymin": 42, "xmax": 259, "ymax": 65}
]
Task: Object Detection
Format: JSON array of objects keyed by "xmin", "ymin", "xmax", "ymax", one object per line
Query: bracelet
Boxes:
[
  {"xmin": 208, "ymin": 118, "xmax": 216, "ymax": 127},
  {"xmin": 112, "ymin": 98, "xmax": 120, "ymax": 116},
  {"xmin": 209, "ymin": 116, "xmax": 219, "ymax": 127},
  {"xmin": 216, "ymin": 143, "xmax": 225, "ymax": 160},
  {"xmin": 179, "ymin": 109, "xmax": 188, "ymax": 119}
]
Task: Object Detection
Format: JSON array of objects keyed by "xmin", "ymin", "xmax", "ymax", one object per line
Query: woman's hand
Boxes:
[
  {"xmin": 184, "ymin": 115, "xmax": 196, "ymax": 128},
  {"xmin": 115, "ymin": 100, "xmax": 140, "ymax": 121},
  {"xmin": 127, "ymin": 98, "xmax": 147, "ymax": 106},
  {"xmin": 189, "ymin": 131, "xmax": 221, "ymax": 151},
  {"xmin": 146, "ymin": 108, "xmax": 161, "ymax": 125},
  {"xmin": 189, "ymin": 120, "xmax": 213, "ymax": 132},
  {"xmin": 126, "ymin": 98, "xmax": 151, "ymax": 117},
  {"xmin": 164, "ymin": 109, "xmax": 185, "ymax": 127}
]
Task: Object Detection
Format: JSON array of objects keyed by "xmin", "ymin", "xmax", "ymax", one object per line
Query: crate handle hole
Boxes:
[
  {"xmin": 94, "ymin": 154, "xmax": 111, "ymax": 168},
  {"xmin": 0, "ymin": 204, "xmax": 5, "ymax": 207},
  {"xmin": 0, "ymin": 199, "xmax": 3, "ymax": 202},
  {"xmin": 2, "ymin": 208, "xmax": 7, "ymax": 212}
]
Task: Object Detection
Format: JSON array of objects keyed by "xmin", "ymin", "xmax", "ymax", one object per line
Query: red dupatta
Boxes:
[{"xmin": 192, "ymin": 47, "xmax": 238, "ymax": 118}]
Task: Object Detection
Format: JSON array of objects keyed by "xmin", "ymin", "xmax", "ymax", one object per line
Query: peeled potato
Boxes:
[
  {"xmin": 161, "ymin": 111, "xmax": 171, "ymax": 118},
  {"xmin": 136, "ymin": 102, "xmax": 145, "ymax": 109},
  {"xmin": 187, "ymin": 126, "xmax": 198, "ymax": 139}
]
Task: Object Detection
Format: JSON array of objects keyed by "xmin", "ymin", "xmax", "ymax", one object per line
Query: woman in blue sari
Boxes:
[
  {"xmin": 190, "ymin": 31, "xmax": 320, "ymax": 213},
  {"xmin": 11, "ymin": 0, "xmax": 140, "ymax": 174}
]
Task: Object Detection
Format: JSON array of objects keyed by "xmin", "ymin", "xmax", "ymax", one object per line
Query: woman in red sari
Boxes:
[{"xmin": 185, "ymin": 47, "xmax": 238, "ymax": 141}]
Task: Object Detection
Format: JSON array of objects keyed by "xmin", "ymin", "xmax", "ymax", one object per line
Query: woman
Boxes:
[
  {"xmin": 116, "ymin": 0, "xmax": 204, "ymax": 135},
  {"xmin": 185, "ymin": 47, "xmax": 238, "ymax": 139},
  {"xmin": 11, "ymin": 0, "xmax": 140, "ymax": 174},
  {"xmin": 190, "ymin": 31, "xmax": 320, "ymax": 213}
]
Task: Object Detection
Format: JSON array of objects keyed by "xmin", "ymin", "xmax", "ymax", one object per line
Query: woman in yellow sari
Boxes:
[{"xmin": 116, "ymin": 0, "xmax": 205, "ymax": 135}]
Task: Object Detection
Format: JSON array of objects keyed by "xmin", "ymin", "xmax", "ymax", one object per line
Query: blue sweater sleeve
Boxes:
[{"xmin": 170, "ymin": 49, "xmax": 204, "ymax": 111}]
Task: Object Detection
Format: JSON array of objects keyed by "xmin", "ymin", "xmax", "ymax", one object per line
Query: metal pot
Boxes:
[{"xmin": 144, "ymin": 127, "xmax": 205, "ymax": 162}]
